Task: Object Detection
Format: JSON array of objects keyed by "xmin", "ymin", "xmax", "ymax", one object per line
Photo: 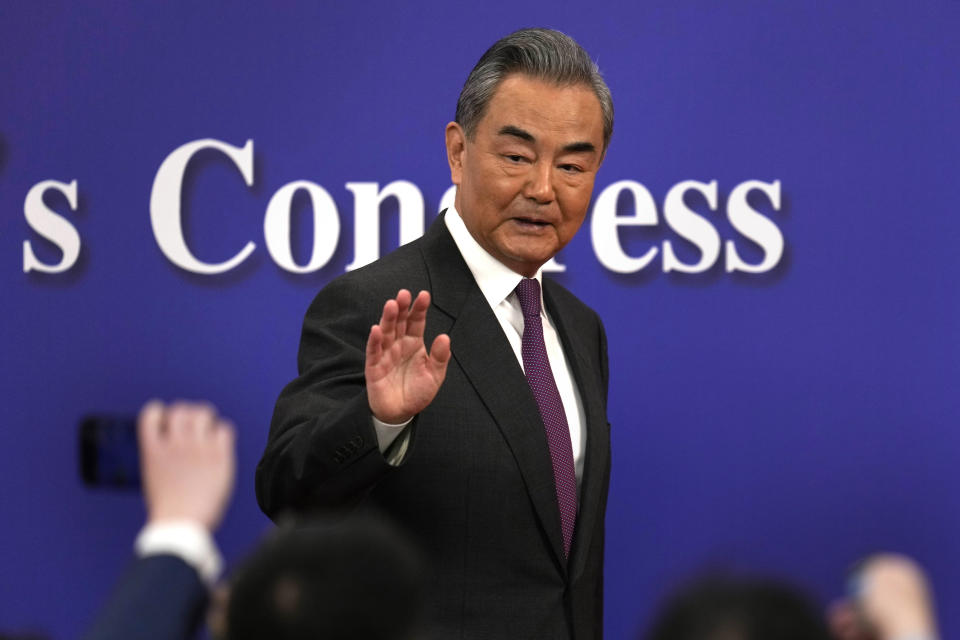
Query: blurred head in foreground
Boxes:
[
  {"xmin": 225, "ymin": 515, "xmax": 425, "ymax": 640},
  {"xmin": 225, "ymin": 515, "xmax": 426, "ymax": 640},
  {"xmin": 643, "ymin": 574, "xmax": 832, "ymax": 640}
]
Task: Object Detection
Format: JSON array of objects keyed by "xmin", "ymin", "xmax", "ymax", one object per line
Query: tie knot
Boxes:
[{"xmin": 515, "ymin": 278, "xmax": 542, "ymax": 320}]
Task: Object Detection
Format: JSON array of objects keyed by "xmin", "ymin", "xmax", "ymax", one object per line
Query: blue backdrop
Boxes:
[{"xmin": 2, "ymin": 2, "xmax": 958, "ymax": 638}]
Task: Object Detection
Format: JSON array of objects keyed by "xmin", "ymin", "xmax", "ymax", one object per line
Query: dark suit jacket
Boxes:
[
  {"xmin": 83, "ymin": 555, "xmax": 207, "ymax": 640},
  {"xmin": 256, "ymin": 213, "xmax": 611, "ymax": 640}
]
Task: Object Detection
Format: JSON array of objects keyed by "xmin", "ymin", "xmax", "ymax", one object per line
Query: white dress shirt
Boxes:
[
  {"xmin": 134, "ymin": 519, "xmax": 222, "ymax": 586},
  {"xmin": 374, "ymin": 207, "xmax": 586, "ymax": 485}
]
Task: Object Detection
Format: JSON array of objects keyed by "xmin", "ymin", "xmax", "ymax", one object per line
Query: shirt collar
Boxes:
[{"xmin": 444, "ymin": 206, "xmax": 544, "ymax": 311}]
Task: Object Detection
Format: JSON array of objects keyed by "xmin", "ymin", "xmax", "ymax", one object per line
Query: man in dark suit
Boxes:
[{"xmin": 257, "ymin": 28, "xmax": 614, "ymax": 639}]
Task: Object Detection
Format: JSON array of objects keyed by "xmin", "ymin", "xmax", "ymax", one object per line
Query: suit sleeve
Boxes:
[
  {"xmin": 83, "ymin": 555, "xmax": 207, "ymax": 640},
  {"xmin": 255, "ymin": 276, "xmax": 402, "ymax": 521}
]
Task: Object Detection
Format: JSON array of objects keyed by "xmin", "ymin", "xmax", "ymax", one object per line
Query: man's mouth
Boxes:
[{"xmin": 512, "ymin": 216, "xmax": 551, "ymax": 228}]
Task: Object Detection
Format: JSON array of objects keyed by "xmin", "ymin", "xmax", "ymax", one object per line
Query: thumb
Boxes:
[{"xmin": 429, "ymin": 334, "xmax": 451, "ymax": 371}]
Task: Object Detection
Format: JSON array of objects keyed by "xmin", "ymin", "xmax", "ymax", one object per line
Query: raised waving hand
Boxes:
[{"xmin": 365, "ymin": 289, "xmax": 451, "ymax": 424}]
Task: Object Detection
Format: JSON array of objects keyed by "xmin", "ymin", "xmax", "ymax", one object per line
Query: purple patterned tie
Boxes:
[{"xmin": 515, "ymin": 277, "xmax": 578, "ymax": 558}]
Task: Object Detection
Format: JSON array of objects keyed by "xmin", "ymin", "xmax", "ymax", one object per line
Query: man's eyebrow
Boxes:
[
  {"xmin": 562, "ymin": 141, "xmax": 597, "ymax": 154},
  {"xmin": 497, "ymin": 125, "xmax": 535, "ymax": 142},
  {"xmin": 497, "ymin": 125, "xmax": 597, "ymax": 154}
]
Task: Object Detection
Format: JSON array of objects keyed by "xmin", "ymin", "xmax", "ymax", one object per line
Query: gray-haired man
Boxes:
[{"xmin": 258, "ymin": 28, "xmax": 613, "ymax": 639}]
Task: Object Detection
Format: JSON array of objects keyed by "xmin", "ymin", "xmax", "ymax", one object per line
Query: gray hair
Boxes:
[{"xmin": 455, "ymin": 28, "xmax": 614, "ymax": 153}]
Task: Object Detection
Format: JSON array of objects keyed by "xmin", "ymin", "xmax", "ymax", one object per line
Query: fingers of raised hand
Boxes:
[
  {"xmin": 406, "ymin": 290, "xmax": 431, "ymax": 338},
  {"xmin": 215, "ymin": 418, "xmax": 237, "ymax": 452},
  {"xmin": 379, "ymin": 288, "xmax": 413, "ymax": 347},
  {"xmin": 165, "ymin": 401, "xmax": 217, "ymax": 441},
  {"xmin": 138, "ymin": 399, "xmax": 165, "ymax": 446},
  {"xmin": 393, "ymin": 289, "xmax": 413, "ymax": 338},
  {"xmin": 212, "ymin": 418, "xmax": 237, "ymax": 482},
  {"xmin": 366, "ymin": 323, "xmax": 384, "ymax": 363},
  {"xmin": 138, "ymin": 400, "xmax": 231, "ymax": 453},
  {"xmin": 377, "ymin": 289, "xmax": 428, "ymax": 351}
]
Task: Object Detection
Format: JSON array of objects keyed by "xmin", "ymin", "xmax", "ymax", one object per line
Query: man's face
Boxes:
[{"xmin": 446, "ymin": 74, "xmax": 605, "ymax": 277}]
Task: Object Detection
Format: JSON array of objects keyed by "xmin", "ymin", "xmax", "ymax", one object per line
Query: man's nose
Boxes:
[{"xmin": 524, "ymin": 161, "xmax": 554, "ymax": 204}]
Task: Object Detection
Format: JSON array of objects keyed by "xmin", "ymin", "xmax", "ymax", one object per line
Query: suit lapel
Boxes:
[
  {"xmin": 420, "ymin": 216, "xmax": 569, "ymax": 570},
  {"xmin": 543, "ymin": 280, "xmax": 608, "ymax": 580}
]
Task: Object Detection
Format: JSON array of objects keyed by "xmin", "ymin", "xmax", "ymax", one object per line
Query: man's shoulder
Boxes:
[
  {"xmin": 342, "ymin": 236, "xmax": 430, "ymax": 286},
  {"xmin": 304, "ymin": 235, "xmax": 432, "ymax": 317}
]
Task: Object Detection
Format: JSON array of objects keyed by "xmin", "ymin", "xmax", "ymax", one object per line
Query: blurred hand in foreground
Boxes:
[
  {"xmin": 138, "ymin": 400, "xmax": 236, "ymax": 532},
  {"xmin": 829, "ymin": 553, "xmax": 938, "ymax": 640}
]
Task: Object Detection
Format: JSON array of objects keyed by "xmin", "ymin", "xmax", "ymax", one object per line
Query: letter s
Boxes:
[
  {"xmin": 23, "ymin": 179, "xmax": 81, "ymax": 274},
  {"xmin": 150, "ymin": 138, "xmax": 255, "ymax": 274},
  {"xmin": 662, "ymin": 180, "xmax": 721, "ymax": 274},
  {"xmin": 725, "ymin": 180, "xmax": 783, "ymax": 273}
]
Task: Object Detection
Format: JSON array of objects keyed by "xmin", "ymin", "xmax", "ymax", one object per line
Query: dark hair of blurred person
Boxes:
[
  {"xmin": 225, "ymin": 515, "xmax": 426, "ymax": 640},
  {"xmin": 643, "ymin": 574, "xmax": 832, "ymax": 640}
]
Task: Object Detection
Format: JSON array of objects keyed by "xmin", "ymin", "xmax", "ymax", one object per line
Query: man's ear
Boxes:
[{"xmin": 445, "ymin": 122, "xmax": 466, "ymax": 185}]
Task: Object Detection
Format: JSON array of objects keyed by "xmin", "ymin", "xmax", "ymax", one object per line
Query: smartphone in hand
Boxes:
[{"xmin": 79, "ymin": 415, "xmax": 140, "ymax": 489}]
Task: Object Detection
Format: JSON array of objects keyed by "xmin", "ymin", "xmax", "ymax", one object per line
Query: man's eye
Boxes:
[
  {"xmin": 504, "ymin": 155, "xmax": 525, "ymax": 163},
  {"xmin": 559, "ymin": 164, "xmax": 583, "ymax": 173}
]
